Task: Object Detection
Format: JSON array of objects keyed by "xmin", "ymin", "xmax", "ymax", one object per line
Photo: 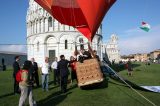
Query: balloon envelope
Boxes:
[{"xmin": 35, "ymin": 0, "xmax": 116, "ymax": 41}]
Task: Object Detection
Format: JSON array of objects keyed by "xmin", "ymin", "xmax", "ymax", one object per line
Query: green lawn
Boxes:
[{"xmin": 0, "ymin": 63, "xmax": 160, "ymax": 106}]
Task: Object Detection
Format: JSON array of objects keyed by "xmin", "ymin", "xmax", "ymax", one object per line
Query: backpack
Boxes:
[{"xmin": 16, "ymin": 70, "xmax": 28, "ymax": 82}]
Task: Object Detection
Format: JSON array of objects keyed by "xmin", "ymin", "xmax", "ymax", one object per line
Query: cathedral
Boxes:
[{"xmin": 26, "ymin": 0, "xmax": 120, "ymax": 64}]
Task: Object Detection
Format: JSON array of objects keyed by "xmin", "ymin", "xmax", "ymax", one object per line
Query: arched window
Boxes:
[
  {"xmin": 65, "ymin": 40, "xmax": 68, "ymax": 49},
  {"xmin": 36, "ymin": 21, "xmax": 38, "ymax": 33},
  {"xmin": 39, "ymin": 19, "xmax": 41, "ymax": 32},
  {"xmin": 48, "ymin": 17, "xmax": 52, "ymax": 27},
  {"xmin": 31, "ymin": 22, "xmax": 33, "ymax": 34},
  {"xmin": 79, "ymin": 38, "xmax": 84, "ymax": 50}
]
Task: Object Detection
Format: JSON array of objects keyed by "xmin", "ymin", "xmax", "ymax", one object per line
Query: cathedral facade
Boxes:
[{"xmin": 26, "ymin": 0, "xmax": 103, "ymax": 64}]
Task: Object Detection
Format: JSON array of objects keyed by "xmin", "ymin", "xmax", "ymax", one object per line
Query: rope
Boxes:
[{"xmin": 103, "ymin": 62, "xmax": 156, "ymax": 106}]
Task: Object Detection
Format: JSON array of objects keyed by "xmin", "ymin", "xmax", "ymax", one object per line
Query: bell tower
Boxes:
[{"xmin": 111, "ymin": 34, "xmax": 118, "ymax": 44}]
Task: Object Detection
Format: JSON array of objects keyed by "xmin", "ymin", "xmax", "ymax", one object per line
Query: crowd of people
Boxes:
[{"xmin": 12, "ymin": 48, "xmax": 100, "ymax": 106}]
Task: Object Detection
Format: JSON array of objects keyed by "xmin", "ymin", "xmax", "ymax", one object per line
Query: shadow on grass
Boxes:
[
  {"xmin": 37, "ymin": 83, "xmax": 77, "ymax": 106},
  {"xmin": 68, "ymin": 84, "xmax": 78, "ymax": 90},
  {"xmin": 37, "ymin": 91, "xmax": 72, "ymax": 106},
  {"xmin": 49, "ymin": 85, "xmax": 60, "ymax": 91},
  {"xmin": 0, "ymin": 92, "xmax": 14, "ymax": 99},
  {"xmin": 80, "ymin": 79, "xmax": 108, "ymax": 90},
  {"xmin": 32, "ymin": 81, "xmax": 56, "ymax": 90}
]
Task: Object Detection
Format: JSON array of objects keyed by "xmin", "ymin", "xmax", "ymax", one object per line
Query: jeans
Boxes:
[
  {"xmin": 41, "ymin": 74, "xmax": 49, "ymax": 91},
  {"xmin": 19, "ymin": 86, "xmax": 36, "ymax": 106}
]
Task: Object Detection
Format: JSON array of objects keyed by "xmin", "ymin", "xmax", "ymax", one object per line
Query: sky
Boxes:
[{"xmin": 0, "ymin": 0, "xmax": 160, "ymax": 55}]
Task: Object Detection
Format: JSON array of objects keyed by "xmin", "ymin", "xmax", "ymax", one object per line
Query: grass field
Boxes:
[{"xmin": 0, "ymin": 62, "xmax": 160, "ymax": 106}]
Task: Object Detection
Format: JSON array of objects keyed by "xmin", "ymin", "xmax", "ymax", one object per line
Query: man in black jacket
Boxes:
[
  {"xmin": 31, "ymin": 58, "xmax": 39, "ymax": 87},
  {"xmin": 13, "ymin": 56, "xmax": 20, "ymax": 94},
  {"xmin": 57, "ymin": 55, "xmax": 70, "ymax": 93}
]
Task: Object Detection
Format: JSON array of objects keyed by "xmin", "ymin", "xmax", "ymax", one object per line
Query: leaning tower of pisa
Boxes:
[{"xmin": 26, "ymin": 0, "xmax": 103, "ymax": 64}]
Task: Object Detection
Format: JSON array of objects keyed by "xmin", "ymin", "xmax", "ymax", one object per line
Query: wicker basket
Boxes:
[{"xmin": 76, "ymin": 58, "xmax": 104, "ymax": 87}]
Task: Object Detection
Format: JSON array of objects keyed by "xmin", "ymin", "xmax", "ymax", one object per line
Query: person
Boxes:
[
  {"xmin": 112, "ymin": 59, "xmax": 115, "ymax": 65},
  {"xmin": 31, "ymin": 58, "xmax": 39, "ymax": 87},
  {"xmin": 18, "ymin": 60, "xmax": 36, "ymax": 106},
  {"xmin": 126, "ymin": 59, "xmax": 133, "ymax": 76},
  {"xmin": 2, "ymin": 58, "xmax": 6, "ymax": 71},
  {"xmin": 40, "ymin": 57, "xmax": 49, "ymax": 91},
  {"xmin": 69, "ymin": 56, "xmax": 77, "ymax": 85},
  {"xmin": 51, "ymin": 57, "xmax": 60, "ymax": 85},
  {"xmin": 83, "ymin": 50, "xmax": 92, "ymax": 60},
  {"xmin": 57, "ymin": 55, "xmax": 70, "ymax": 93},
  {"xmin": 93, "ymin": 50, "xmax": 100, "ymax": 62},
  {"xmin": 78, "ymin": 49, "xmax": 92, "ymax": 63},
  {"xmin": 13, "ymin": 56, "xmax": 21, "ymax": 94}
]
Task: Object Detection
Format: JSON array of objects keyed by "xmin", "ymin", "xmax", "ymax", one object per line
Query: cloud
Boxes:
[
  {"xmin": 119, "ymin": 24, "xmax": 160, "ymax": 55},
  {"xmin": 0, "ymin": 45, "xmax": 27, "ymax": 53}
]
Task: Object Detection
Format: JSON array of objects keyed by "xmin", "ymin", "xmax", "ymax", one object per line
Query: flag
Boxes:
[{"xmin": 140, "ymin": 22, "xmax": 150, "ymax": 32}]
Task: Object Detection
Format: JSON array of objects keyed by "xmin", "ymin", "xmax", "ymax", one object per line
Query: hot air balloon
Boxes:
[
  {"xmin": 34, "ymin": 0, "xmax": 116, "ymax": 41},
  {"xmin": 34, "ymin": 0, "xmax": 116, "ymax": 87}
]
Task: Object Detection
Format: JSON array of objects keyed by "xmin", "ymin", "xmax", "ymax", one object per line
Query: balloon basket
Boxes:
[{"xmin": 76, "ymin": 59, "xmax": 104, "ymax": 87}]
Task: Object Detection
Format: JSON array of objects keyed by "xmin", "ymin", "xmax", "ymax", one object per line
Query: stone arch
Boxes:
[
  {"xmin": 33, "ymin": 36, "xmax": 42, "ymax": 43},
  {"xmin": 39, "ymin": 18, "xmax": 44, "ymax": 33},
  {"xmin": 44, "ymin": 35, "xmax": 58, "ymax": 62},
  {"xmin": 48, "ymin": 17, "xmax": 52, "ymax": 27},
  {"xmin": 44, "ymin": 35, "xmax": 58, "ymax": 44},
  {"xmin": 35, "ymin": 19, "xmax": 39, "ymax": 33},
  {"xmin": 44, "ymin": 35, "xmax": 58, "ymax": 46},
  {"xmin": 33, "ymin": 37, "xmax": 42, "ymax": 51},
  {"xmin": 32, "ymin": 21, "xmax": 35, "ymax": 34}
]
